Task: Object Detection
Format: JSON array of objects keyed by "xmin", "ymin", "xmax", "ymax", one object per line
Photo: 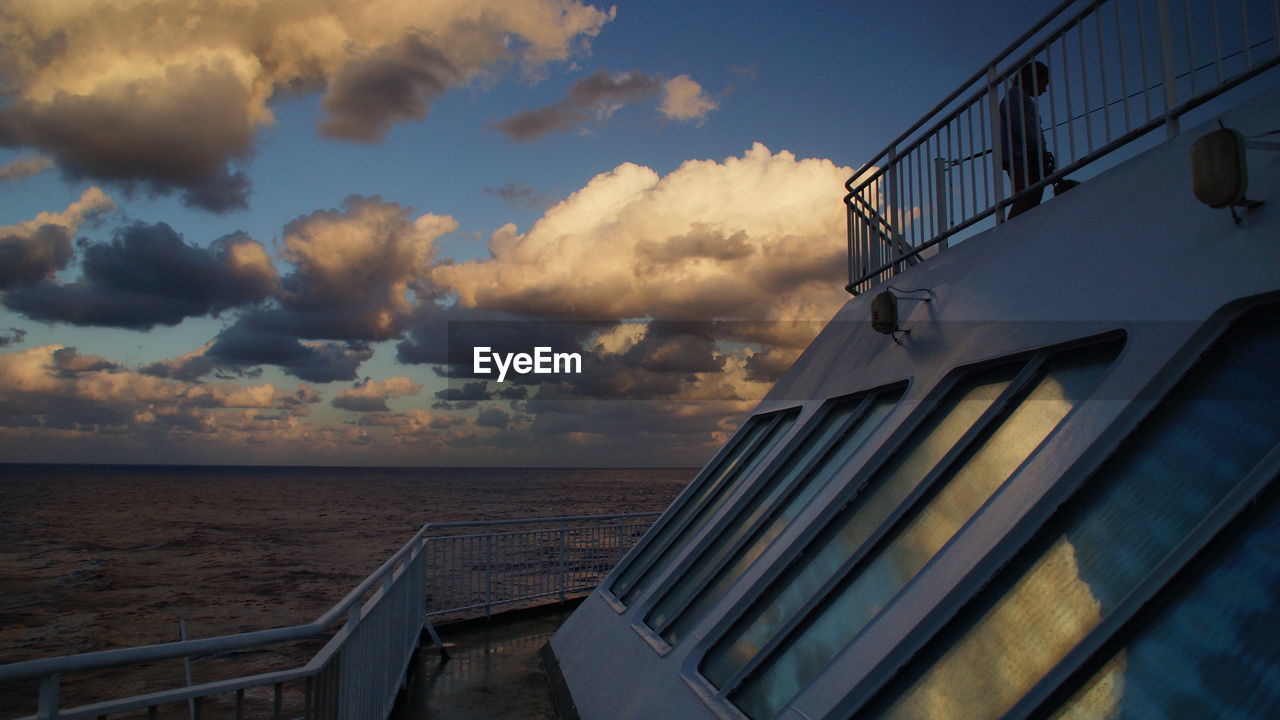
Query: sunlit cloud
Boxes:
[
  {"xmin": 434, "ymin": 142, "xmax": 850, "ymax": 338},
  {"xmin": 660, "ymin": 74, "xmax": 718, "ymax": 123},
  {"xmin": 332, "ymin": 376, "xmax": 423, "ymax": 412},
  {"xmin": 0, "ymin": 153, "xmax": 53, "ymax": 182},
  {"xmin": 0, "ymin": 0, "xmax": 614, "ymax": 210},
  {"xmin": 0, "ymin": 187, "xmax": 114, "ymax": 290}
]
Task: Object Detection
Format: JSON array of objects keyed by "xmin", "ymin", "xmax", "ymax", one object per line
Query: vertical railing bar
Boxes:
[
  {"xmin": 37, "ymin": 673, "xmax": 59, "ymax": 720},
  {"xmin": 943, "ymin": 118, "xmax": 953, "ymax": 229},
  {"xmin": 1077, "ymin": 17, "xmax": 1094, "ymax": 152},
  {"xmin": 1183, "ymin": 0, "xmax": 1198, "ymax": 95},
  {"xmin": 1060, "ymin": 35, "xmax": 1079, "ymax": 166},
  {"xmin": 912, "ymin": 141, "xmax": 921, "ymax": 249},
  {"xmin": 1047, "ymin": 37, "xmax": 1063, "ymax": 166},
  {"xmin": 1116, "ymin": 0, "xmax": 1133, "ymax": 131},
  {"xmin": 1211, "ymin": 0, "xmax": 1225, "ymax": 83},
  {"xmin": 1157, "ymin": 0, "xmax": 1181, "ymax": 137},
  {"xmin": 1096, "ymin": 8, "xmax": 1113, "ymax": 143},
  {"xmin": 967, "ymin": 102, "xmax": 978, "ymax": 224},
  {"xmin": 235, "ymin": 687, "xmax": 245, "ymax": 720},
  {"xmin": 979, "ymin": 95, "xmax": 990, "ymax": 211},
  {"xmin": 1018, "ymin": 61, "xmax": 1031, "ymax": 208},
  {"xmin": 986, "ymin": 64, "xmax": 1005, "ymax": 224},
  {"xmin": 1240, "ymin": 0, "xmax": 1253, "ymax": 67},
  {"xmin": 1273, "ymin": 0, "xmax": 1280, "ymax": 60},
  {"xmin": 485, "ymin": 528, "xmax": 493, "ymax": 619},
  {"xmin": 272, "ymin": 681, "xmax": 283, "ymax": 720},
  {"xmin": 1136, "ymin": 0, "xmax": 1154, "ymax": 122}
]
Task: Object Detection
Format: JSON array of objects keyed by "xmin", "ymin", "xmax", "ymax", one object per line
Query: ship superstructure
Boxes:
[{"xmin": 547, "ymin": 1, "xmax": 1280, "ymax": 718}]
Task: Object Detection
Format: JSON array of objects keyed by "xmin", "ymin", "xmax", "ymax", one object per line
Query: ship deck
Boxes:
[{"xmin": 392, "ymin": 603, "xmax": 578, "ymax": 720}]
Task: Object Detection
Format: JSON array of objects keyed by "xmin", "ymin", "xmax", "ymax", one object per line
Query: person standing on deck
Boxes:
[{"xmin": 1000, "ymin": 61, "xmax": 1053, "ymax": 219}]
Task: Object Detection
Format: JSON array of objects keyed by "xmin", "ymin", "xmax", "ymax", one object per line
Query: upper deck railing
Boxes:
[{"xmin": 845, "ymin": 0, "xmax": 1280, "ymax": 295}]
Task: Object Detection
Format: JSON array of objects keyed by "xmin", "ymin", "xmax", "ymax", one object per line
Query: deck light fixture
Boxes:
[
  {"xmin": 1191, "ymin": 125, "xmax": 1278, "ymax": 223},
  {"xmin": 872, "ymin": 287, "xmax": 934, "ymax": 344}
]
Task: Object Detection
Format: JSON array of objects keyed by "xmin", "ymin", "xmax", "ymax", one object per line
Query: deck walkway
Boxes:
[{"xmin": 392, "ymin": 604, "xmax": 577, "ymax": 720}]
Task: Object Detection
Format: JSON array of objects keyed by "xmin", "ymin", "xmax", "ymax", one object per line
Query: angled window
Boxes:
[
  {"xmin": 857, "ymin": 304, "xmax": 1280, "ymax": 720},
  {"xmin": 701, "ymin": 359, "xmax": 1028, "ymax": 692},
  {"xmin": 1044, "ymin": 484, "xmax": 1280, "ymax": 720},
  {"xmin": 645, "ymin": 383, "xmax": 906, "ymax": 646},
  {"xmin": 610, "ymin": 407, "xmax": 800, "ymax": 605},
  {"xmin": 726, "ymin": 340, "xmax": 1121, "ymax": 719}
]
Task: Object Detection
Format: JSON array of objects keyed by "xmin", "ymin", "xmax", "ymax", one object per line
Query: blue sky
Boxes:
[{"xmin": 0, "ymin": 0, "xmax": 1053, "ymax": 466}]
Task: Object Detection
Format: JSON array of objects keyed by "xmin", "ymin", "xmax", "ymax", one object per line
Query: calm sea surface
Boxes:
[{"xmin": 0, "ymin": 465, "xmax": 690, "ymax": 674}]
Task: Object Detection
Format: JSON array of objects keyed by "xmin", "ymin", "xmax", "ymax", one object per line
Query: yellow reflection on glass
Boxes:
[
  {"xmin": 882, "ymin": 538, "xmax": 1124, "ymax": 720},
  {"xmin": 734, "ymin": 355, "xmax": 1114, "ymax": 720},
  {"xmin": 702, "ymin": 369, "xmax": 1017, "ymax": 689}
]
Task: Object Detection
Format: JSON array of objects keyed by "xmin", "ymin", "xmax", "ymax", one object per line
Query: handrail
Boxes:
[
  {"xmin": 844, "ymin": 0, "xmax": 1280, "ymax": 295},
  {"xmin": 0, "ymin": 511, "xmax": 662, "ymax": 720}
]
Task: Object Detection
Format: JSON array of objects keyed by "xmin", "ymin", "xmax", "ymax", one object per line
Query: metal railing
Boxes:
[
  {"xmin": 423, "ymin": 514, "xmax": 662, "ymax": 621},
  {"xmin": 0, "ymin": 512, "xmax": 660, "ymax": 720},
  {"xmin": 846, "ymin": 0, "xmax": 1280, "ymax": 295}
]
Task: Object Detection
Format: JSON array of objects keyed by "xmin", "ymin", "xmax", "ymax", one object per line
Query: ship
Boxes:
[
  {"xmin": 3, "ymin": 1, "xmax": 1279, "ymax": 718},
  {"xmin": 545, "ymin": 0, "xmax": 1280, "ymax": 718}
]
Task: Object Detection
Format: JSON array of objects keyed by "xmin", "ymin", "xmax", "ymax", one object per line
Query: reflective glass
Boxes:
[
  {"xmin": 734, "ymin": 344, "xmax": 1117, "ymax": 720},
  {"xmin": 702, "ymin": 364, "xmax": 1020, "ymax": 689},
  {"xmin": 615, "ymin": 409, "xmax": 799, "ymax": 603},
  {"xmin": 872, "ymin": 308, "xmax": 1280, "ymax": 720},
  {"xmin": 650, "ymin": 388, "xmax": 903, "ymax": 644},
  {"xmin": 1048, "ymin": 489, "xmax": 1280, "ymax": 720}
]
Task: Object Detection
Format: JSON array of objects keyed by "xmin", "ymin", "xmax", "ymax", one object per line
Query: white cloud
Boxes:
[{"xmin": 434, "ymin": 143, "xmax": 852, "ymax": 342}]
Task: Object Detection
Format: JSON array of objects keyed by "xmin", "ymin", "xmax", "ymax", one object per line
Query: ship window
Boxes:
[
  {"xmin": 727, "ymin": 340, "xmax": 1121, "ymax": 720},
  {"xmin": 646, "ymin": 383, "xmax": 906, "ymax": 646},
  {"xmin": 701, "ymin": 360, "xmax": 1025, "ymax": 691},
  {"xmin": 1045, "ymin": 484, "xmax": 1280, "ymax": 720},
  {"xmin": 610, "ymin": 407, "xmax": 800, "ymax": 604},
  {"xmin": 859, "ymin": 305, "xmax": 1280, "ymax": 720}
]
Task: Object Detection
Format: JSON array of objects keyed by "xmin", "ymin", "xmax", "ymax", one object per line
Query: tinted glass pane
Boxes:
[
  {"xmin": 735, "ymin": 344, "xmax": 1117, "ymax": 720},
  {"xmin": 651, "ymin": 388, "xmax": 903, "ymax": 644},
  {"xmin": 872, "ymin": 308, "xmax": 1280, "ymax": 720},
  {"xmin": 617, "ymin": 409, "xmax": 799, "ymax": 603},
  {"xmin": 1048, "ymin": 489, "xmax": 1280, "ymax": 720},
  {"xmin": 702, "ymin": 364, "xmax": 1020, "ymax": 689},
  {"xmin": 611, "ymin": 415, "xmax": 772, "ymax": 598}
]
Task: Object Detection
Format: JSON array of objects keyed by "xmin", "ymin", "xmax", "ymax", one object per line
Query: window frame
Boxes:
[
  {"xmin": 823, "ymin": 295, "xmax": 1280, "ymax": 720},
  {"xmin": 681, "ymin": 330, "xmax": 1128, "ymax": 719},
  {"xmin": 603, "ymin": 405, "xmax": 802, "ymax": 611},
  {"xmin": 632, "ymin": 381, "xmax": 910, "ymax": 653}
]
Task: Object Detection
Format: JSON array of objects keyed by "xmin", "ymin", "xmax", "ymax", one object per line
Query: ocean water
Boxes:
[{"xmin": 0, "ymin": 464, "xmax": 690, "ymax": 711}]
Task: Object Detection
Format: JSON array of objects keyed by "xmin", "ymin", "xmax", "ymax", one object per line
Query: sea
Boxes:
[{"xmin": 0, "ymin": 464, "xmax": 691, "ymax": 711}]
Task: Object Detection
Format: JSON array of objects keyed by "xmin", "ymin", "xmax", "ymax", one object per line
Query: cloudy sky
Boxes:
[{"xmin": 0, "ymin": 0, "xmax": 1048, "ymax": 467}]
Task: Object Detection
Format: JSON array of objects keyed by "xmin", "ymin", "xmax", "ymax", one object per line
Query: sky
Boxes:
[{"xmin": 0, "ymin": 0, "xmax": 1053, "ymax": 467}]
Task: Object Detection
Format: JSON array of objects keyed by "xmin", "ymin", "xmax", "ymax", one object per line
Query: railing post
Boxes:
[
  {"xmin": 1156, "ymin": 0, "xmax": 1181, "ymax": 138},
  {"xmin": 934, "ymin": 156, "xmax": 949, "ymax": 250},
  {"xmin": 885, "ymin": 143, "xmax": 900, "ymax": 275},
  {"xmin": 484, "ymin": 529, "xmax": 493, "ymax": 620},
  {"xmin": 558, "ymin": 521, "xmax": 568, "ymax": 602},
  {"xmin": 987, "ymin": 63, "xmax": 1006, "ymax": 224},
  {"xmin": 37, "ymin": 673, "xmax": 59, "ymax": 720}
]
